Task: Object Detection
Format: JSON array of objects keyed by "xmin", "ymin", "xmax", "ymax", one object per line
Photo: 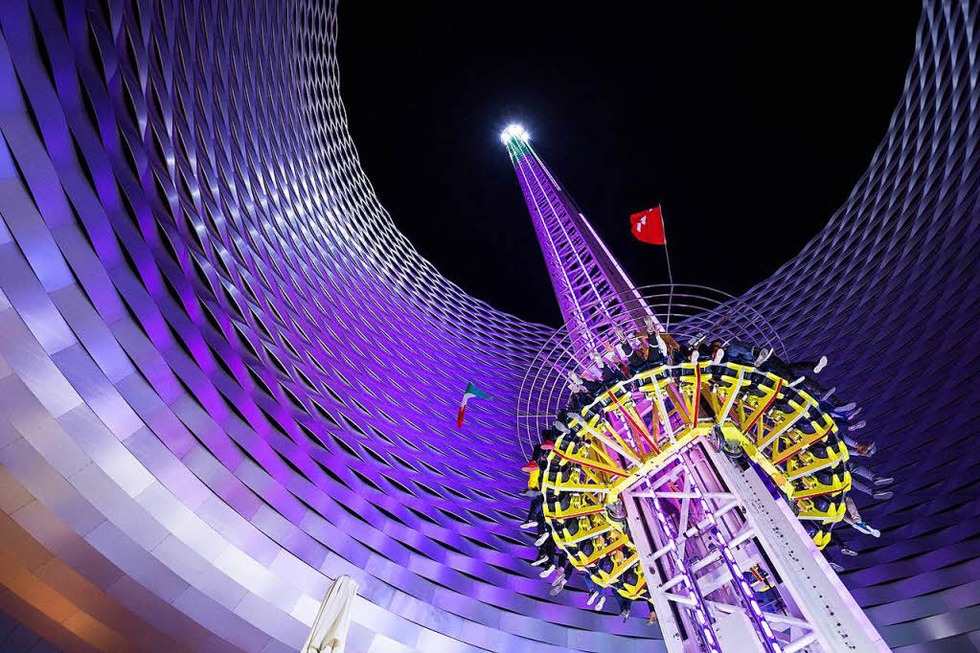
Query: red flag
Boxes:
[{"xmin": 630, "ymin": 207, "xmax": 665, "ymax": 245}]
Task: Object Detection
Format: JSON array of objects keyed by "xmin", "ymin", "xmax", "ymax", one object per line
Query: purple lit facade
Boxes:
[{"xmin": 0, "ymin": 2, "xmax": 975, "ymax": 653}]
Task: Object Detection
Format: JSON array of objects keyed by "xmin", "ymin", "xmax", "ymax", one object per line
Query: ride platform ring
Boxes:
[{"xmin": 537, "ymin": 358, "xmax": 852, "ymax": 604}]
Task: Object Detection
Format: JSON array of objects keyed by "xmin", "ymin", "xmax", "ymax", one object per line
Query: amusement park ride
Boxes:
[{"xmin": 501, "ymin": 124, "xmax": 890, "ymax": 653}]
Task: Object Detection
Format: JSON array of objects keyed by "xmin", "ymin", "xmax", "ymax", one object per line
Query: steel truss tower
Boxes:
[
  {"xmin": 504, "ymin": 125, "xmax": 658, "ymax": 359},
  {"xmin": 503, "ymin": 126, "xmax": 889, "ymax": 653}
]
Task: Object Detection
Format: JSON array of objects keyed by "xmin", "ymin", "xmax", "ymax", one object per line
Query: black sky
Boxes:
[{"xmin": 337, "ymin": 4, "xmax": 921, "ymax": 326}]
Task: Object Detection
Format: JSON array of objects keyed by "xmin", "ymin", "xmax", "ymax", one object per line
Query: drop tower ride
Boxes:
[{"xmin": 502, "ymin": 124, "xmax": 889, "ymax": 653}]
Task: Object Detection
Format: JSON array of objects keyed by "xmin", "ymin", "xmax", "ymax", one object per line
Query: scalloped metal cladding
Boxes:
[{"xmin": 0, "ymin": 1, "xmax": 976, "ymax": 652}]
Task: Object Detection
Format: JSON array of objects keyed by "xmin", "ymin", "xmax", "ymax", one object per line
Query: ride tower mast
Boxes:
[{"xmin": 502, "ymin": 124, "xmax": 888, "ymax": 653}]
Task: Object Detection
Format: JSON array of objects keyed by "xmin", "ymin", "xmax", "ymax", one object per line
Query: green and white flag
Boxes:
[{"xmin": 456, "ymin": 382, "xmax": 491, "ymax": 428}]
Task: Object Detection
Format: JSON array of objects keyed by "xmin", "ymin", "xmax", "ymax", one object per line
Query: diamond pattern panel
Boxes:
[{"xmin": 0, "ymin": 1, "xmax": 974, "ymax": 652}]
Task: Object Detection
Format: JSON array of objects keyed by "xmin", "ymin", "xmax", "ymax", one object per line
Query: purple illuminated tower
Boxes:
[
  {"xmin": 502, "ymin": 125, "xmax": 888, "ymax": 653},
  {"xmin": 0, "ymin": 2, "xmax": 974, "ymax": 652},
  {"xmin": 502, "ymin": 124, "xmax": 658, "ymax": 358}
]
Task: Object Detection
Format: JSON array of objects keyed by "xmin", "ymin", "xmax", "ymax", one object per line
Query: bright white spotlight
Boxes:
[{"xmin": 500, "ymin": 124, "xmax": 530, "ymax": 144}]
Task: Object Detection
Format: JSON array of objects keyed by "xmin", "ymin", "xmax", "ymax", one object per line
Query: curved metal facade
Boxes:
[
  {"xmin": 0, "ymin": 1, "xmax": 974, "ymax": 652},
  {"xmin": 740, "ymin": 3, "xmax": 979, "ymax": 650}
]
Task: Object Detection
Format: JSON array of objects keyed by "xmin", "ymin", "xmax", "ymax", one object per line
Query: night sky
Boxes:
[{"xmin": 338, "ymin": 4, "xmax": 921, "ymax": 327}]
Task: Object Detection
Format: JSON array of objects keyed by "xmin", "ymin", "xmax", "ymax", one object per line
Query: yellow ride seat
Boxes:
[
  {"xmin": 595, "ymin": 551, "xmax": 640, "ymax": 585},
  {"xmin": 772, "ymin": 427, "xmax": 829, "ymax": 465},
  {"xmin": 796, "ymin": 496, "xmax": 846, "ymax": 524},
  {"xmin": 554, "ymin": 519, "xmax": 611, "ymax": 547},
  {"xmin": 579, "ymin": 534, "xmax": 629, "ymax": 567},
  {"xmin": 791, "ymin": 471, "xmax": 852, "ymax": 499},
  {"xmin": 618, "ymin": 565, "xmax": 648, "ymax": 599},
  {"xmin": 785, "ymin": 442, "xmax": 848, "ymax": 479},
  {"xmin": 545, "ymin": 496, "xmax": 603, "ymax": 521},
  {"xmin": 813, "ymin": 529, "xmax": 832, "ymax": 550}
]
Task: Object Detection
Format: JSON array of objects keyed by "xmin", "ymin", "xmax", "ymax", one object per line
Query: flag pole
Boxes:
[{"xmin": 660, "ymin": 203, "xmax": 675, "ymax": 331}]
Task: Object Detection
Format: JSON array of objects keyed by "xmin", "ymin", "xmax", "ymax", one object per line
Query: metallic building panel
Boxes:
[{"xmin": 0, "ymin": 0, "xmax": 974, "ymax": 651}]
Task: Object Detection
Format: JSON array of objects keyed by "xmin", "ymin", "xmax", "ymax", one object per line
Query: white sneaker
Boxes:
[
  {"xmin": 535, "ymin": 532, "xmax": 550, "ymax": 546},
  {"xmin": 594, "ymin": 596, "xmax": 606, "ymax": 611},
  {"xmin": 520, "ymin": 521, "xmax": 537, "ymax": 530},
  {"xmin": 539, "ymin": 565, "xmax": 556, "ymax": 578},
  {"xmin": 829, "ymin": 561, "xmax": 845, "ymax": 573},
  {"xmin": 586, "ymin": 591, "xmax": 599, "ymax": 606},
  {"xmin": 713, "ymin": 348, "xmax": 724, "ymax": 364},
  {"xmin": 690, "ymin": 350, "xmax": 699, "ymax": 363},
  {"xmin": 755, "ymin": 349, "xmax": 771, "ymax": 365},
  {"xmin": 531, "ymin": 556, "xmax": 548, "ymax": 567},
  {"xmin": 549, "ymin": 579, "xmax": 566, "ymax": 596},
  {"xmin": 853, "ymin": 522, "xmax": 881, "ymax": 538},
  {"xmin": 814, "ymin": 356, "xmax": 828, "ymax": 374},
  {"xmin": 851, "ymin": 420, "xmax": 866, "ymax": 431}
]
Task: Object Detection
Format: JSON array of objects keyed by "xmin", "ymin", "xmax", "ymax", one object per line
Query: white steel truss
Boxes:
[{"xmin": 624, "ymin": 439, "xmax": 890, "ymax": 653}]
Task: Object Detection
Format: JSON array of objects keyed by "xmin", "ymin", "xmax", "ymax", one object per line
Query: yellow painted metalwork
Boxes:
[
  {"xmin": 534, "ymin": 358, "xmax": 852, "ymax": 605},
  {"xmin": 797, "ymin": 498, "xmax": 846, "ymax": 524},
  {"xmin": 791, "ymin": 471, "xmax": 852, "ymax": 500}
]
